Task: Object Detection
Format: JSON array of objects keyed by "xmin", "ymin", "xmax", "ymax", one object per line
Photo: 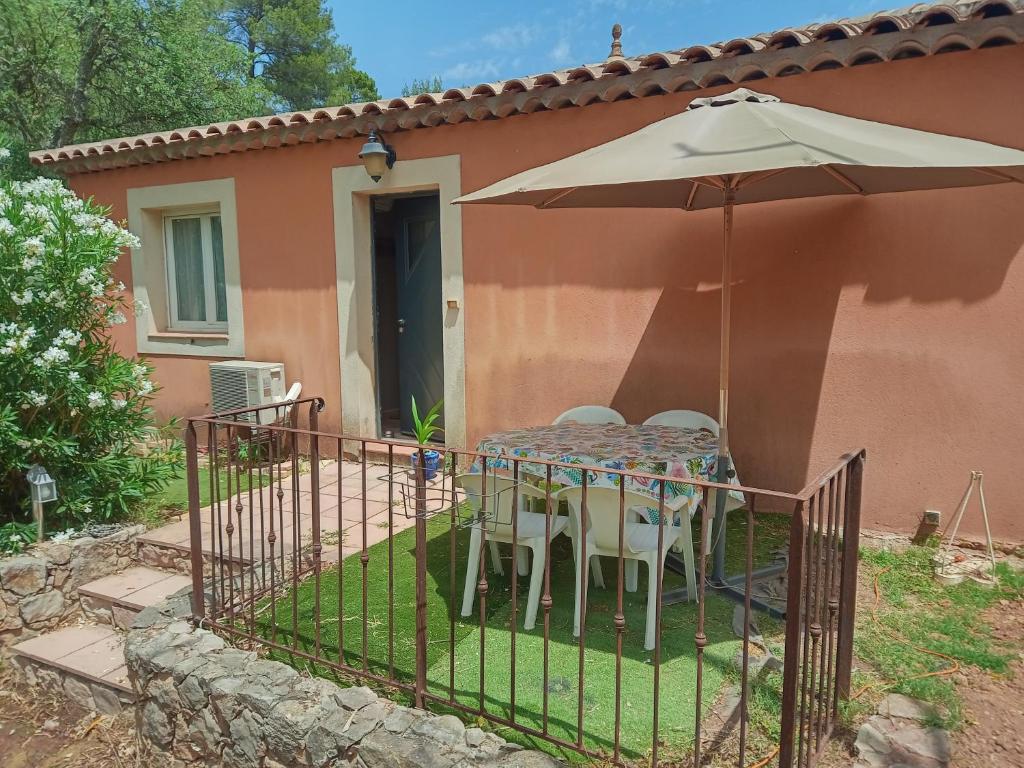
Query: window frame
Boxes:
[
  {"xmin": 128, "ymin": 178, "xmax": 243, "ymax": 357},
  {"xmin": 163, "ymin": 210, "xmax": 228, "ymax": 333}
]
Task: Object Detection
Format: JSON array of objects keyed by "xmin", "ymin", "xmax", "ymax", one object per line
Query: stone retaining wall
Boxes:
[
  {"xmin": 0, "ymin": 525, "xmax": 144, "ymax": 649},
  {"xmin": 12, "ymin": 653, "xmax": 134, "ymax": 715},
  {"xmin": 127, "ymin": 596, "xmax": 561, "ymax": 768}
]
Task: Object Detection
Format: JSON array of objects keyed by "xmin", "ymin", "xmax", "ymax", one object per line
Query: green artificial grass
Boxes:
[
  {"xmin": 152, "ymin": 463, "xmax": 271, "ymax": 512},
  {"xmin": 854, "ymin": 545, "xmax": 1024, "ymax": 729},
  {"xmin": 255, "ymin": 509, "xmax": 791, "ymax": 761}
]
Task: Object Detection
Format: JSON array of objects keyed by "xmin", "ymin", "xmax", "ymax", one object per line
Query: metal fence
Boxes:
[{"xmin": 184, "ymin": 397, "xmax": 864, "ymax": 768}]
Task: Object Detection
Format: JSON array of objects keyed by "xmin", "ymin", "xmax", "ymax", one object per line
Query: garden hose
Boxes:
[
  {"xmin": 850, "ymin": 566, "xmax": 960, "ymax": 701},
  {"xmin": 742, "ymin": 565, "xmax": 961, "ymax": 768}
]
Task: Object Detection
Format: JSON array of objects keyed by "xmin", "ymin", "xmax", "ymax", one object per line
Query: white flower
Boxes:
[
  {"xmin": 86, "ymin": 391, "xmax": 104, "ymax": 408},
  {"xmin": 49, "ymin": 528, "xmax": 75, "ymax": 542},
  {"xmin": 38, "ymin": 346, "xmax": 70, "ymax": 367},
  {"xmin": 26, "ymin": 390, "xmax": 47, "ymax": 407},
  {"xmin": 108, "ymin": 311, "xmax": 127, "ymax": 326},
  {"xmin": 132, "ymin": 299, "xmax": 149, "ymax": 317},
  {"xmin": 16, "ymin": 439, "xmax": 31, "ymax": 449},
  {"xmin": 132, "ymin": 363, "xmax": 148, "ymax": 378},
  {"xmin": 22, "ymin": 236, "xmax": 44, "ymax": 256},
  {"xmin": 22, "ymin": 201, "xmax": 50, "ymax": 222},
  {"xmin": 0, "ymin": 218, "xmax": 14, "ymax": 236},
  {"xmin": 138, "ymin": 380, "xmax": 154, "ymax": 396},
  {"xmin": 111, "ymin": 397, "xmax": 127, "ymax": 410},
  {"xmin": 0, "ymin": 147, "xmax": 10, "ymax": 159},
  {"xmin": 57, "ymin": 329, "xmax": 81, "ymax": 345},
  {"xmin": 115, "ymin": 230, "xmax": 142, "ymax": 249},
  {"xmin": 76, "ymin": 266, "xmax": 97, "ymax": 286},
  {"xmin": 11, "ymin": 289, "xmax": 33, "ymax": 306},
  {"xmin": 71, "ymin": 212, "xmax": 99, "ymax": 230},
  {"xmin": 21, "ymin": 255, "xmax": 42, "ymax": 270},
  {"xmin": 68, "ymin": 371, "xmax": 81, "ymax": 382}
]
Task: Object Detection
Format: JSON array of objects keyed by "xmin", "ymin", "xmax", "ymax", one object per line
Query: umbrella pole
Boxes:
[{"xmin": 712, "ymin": 187, "xmax": 735, "ymax": 585}]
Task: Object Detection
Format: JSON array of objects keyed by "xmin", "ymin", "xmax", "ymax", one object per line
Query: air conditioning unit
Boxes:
[{"xmin": 209, "ymin": 361, "xmax": 286, "ymax": 424}]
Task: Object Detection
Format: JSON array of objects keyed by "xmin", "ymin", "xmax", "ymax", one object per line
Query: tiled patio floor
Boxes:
[{"xmin": 139, "ymin": 460, "xmax": 445, "ymax": 566}]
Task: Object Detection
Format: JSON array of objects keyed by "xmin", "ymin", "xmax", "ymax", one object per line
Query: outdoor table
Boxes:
[{"xmin": 469, "ymin": 422, "xmax": 744, "ymax": 520}]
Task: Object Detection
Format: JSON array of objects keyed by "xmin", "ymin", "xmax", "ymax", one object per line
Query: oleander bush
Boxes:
[{"xmin": 0, "ymin": 149, "xmax": 182, "ymax": 549}]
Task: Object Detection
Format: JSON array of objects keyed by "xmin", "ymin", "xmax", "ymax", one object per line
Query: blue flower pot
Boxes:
[{"xmin": 412, "ymin": 449, "xmax": 441, "ymax": 481}]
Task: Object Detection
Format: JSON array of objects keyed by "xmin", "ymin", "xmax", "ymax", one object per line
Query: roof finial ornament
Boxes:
[{"xmin": 608, "ymin": 23, "xmax": 624, "ymax": 60}]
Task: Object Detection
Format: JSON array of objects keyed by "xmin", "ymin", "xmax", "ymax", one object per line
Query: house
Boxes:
[{"xmin": 31, "ymin": 1, "xmax": 1024, "ymax": 540}]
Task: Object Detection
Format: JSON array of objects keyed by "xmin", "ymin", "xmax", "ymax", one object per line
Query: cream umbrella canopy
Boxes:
[{"xmin": 454, "ymin": 87, "xmax": 1024, "ymax": 599}]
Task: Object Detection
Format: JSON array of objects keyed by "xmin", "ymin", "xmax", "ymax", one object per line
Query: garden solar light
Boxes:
[
  {"xmin": 27, "ymin": 464, "xmax": 57, "ymax": 542},
  {"xmin": 358, "ymin": 129, "xmax": 396, "ymax": 182}
]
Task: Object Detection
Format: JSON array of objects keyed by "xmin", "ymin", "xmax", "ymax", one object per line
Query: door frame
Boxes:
[{"xmin": 332, "ymin": 155, "xmax": 467, "ymax": 449}]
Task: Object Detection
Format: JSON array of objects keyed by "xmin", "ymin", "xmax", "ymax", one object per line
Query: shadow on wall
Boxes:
[
  {"xmin": 466, "ymin": 183, "xmax": 1023, "ymax": 496},
  {"xmin": 607, "ymin": 186, "xmax": 1023, "ymax": 494}
]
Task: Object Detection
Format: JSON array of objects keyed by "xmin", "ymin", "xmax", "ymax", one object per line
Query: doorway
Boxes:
[{"xmin": 371, "ymin": 192, "xmax": 445, "ymax": 440}]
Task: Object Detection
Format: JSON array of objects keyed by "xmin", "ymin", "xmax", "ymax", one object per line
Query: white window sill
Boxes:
[
  {"xmin": 139, "ymin": 328, "xmax": 243, "ymax": 357},
  {"xmin": 149, "ymin": 331, "xmax": 230, "ymax": 341}
]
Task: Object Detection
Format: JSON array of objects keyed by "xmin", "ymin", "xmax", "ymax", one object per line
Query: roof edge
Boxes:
[{"xmin": 31, "ymin": 1, "xmax": 1024, "ymax": 174}]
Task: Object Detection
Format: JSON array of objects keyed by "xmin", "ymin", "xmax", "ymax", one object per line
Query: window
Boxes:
[
  {"xmin": 164, "ymin": 212, "xmax": 228, "ymax": 331},
  {"xmin": 128, "ymin": 178, "xmax": 243, "ymax": 357}
]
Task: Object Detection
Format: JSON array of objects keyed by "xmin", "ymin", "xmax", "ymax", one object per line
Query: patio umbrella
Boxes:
[{"xmin": 454, "ymin": 87, "xmax": 1024, "ymax": 596}]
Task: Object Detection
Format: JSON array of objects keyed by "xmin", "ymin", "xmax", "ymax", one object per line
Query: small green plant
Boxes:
[
  {"xmin": 0, "ymin": 521, "xmax": 36, "ymax": 554},
  {"xmin": 410, "ymin": 396, "xmax": 443, "ymax": 445}
]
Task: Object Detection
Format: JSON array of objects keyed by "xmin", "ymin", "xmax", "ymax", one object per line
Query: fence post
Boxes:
[
  {"xmin": 413, "ymin": 457, "xmax": 429, "ymax": 708},
  {"xmin": 186, "ymin": 419, "xmax": 206, "ymax": 622},
  {"xmin": 778, "ymin": 501, "xmax": 806, "ymax": 768},
  {"xmin": 834, "ymin": 452, "xmax": 864, "ymax": 701}
]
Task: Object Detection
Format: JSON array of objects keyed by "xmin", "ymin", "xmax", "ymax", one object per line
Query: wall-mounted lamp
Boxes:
[{"xmin": 358, "ymin": 129, "xmax": 396, "ymax": 182}]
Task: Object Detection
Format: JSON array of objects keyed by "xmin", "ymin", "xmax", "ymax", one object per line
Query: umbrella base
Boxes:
[{"xmin": 662, "ymin": 557, "xmax": 787, "ymax": 619}]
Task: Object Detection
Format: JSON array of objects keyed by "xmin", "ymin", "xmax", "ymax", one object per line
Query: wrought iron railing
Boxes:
[{"xmin": 183, "ymin": 398, "xmax": 864, "ymax": 768}]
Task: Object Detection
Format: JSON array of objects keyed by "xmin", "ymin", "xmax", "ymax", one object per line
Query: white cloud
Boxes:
[
  {"xmin": 443, "ymin": 59, "xmax": 502, "ymax": 84},
  {"xmin": 550, "ymin": 37, "xmax": 572, "ymax": 64},
  {"xmin": 482, "ymin": 23, "xmax": 539, "ymax": 51}
]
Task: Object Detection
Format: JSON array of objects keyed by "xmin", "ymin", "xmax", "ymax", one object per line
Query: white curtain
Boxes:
[
  {"xmin": 210, "ymin": 215, "xmax": 227, "ymax": 323},
  {"xmin": 171, "ymin": 218, "xmax": 206, "ymax": 322}
]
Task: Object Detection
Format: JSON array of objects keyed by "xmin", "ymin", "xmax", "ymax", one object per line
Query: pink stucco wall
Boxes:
[{"xmin": 71, "ymin": 45, "xmax": 1024, "ymax": 540}]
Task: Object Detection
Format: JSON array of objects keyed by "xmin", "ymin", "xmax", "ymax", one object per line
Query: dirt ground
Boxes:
[
  {"xmin": 815, "ymin": 583, "xmax": 1024, "ymax": 768},
  {"xmin": 949, "ymin": 598, "xmax": 1024, "ymax": 768},
  {"xmin": 0, "ymin": 665, "xmax": 169, "ymax": 768}
]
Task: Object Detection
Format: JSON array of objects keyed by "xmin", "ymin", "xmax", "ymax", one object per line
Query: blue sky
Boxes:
[{"xmin": 328, "ymin": 0, "xmax": 891, "ymax": 100}]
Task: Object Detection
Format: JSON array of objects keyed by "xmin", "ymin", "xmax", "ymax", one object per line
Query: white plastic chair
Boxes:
[
  {"xmin": 553, "ymin": 406, "xmax": 626, "ymax": 426},
  {"xmin": 642, "ymin": 409, "xmax": 719, "ymax": 434},
  {"xmin": 552, "ymin": 409, "xmax": 622, "ymax": 428},
  {"xmin": 557, "ymin": 486, "xmax": 696, "ymax": 651},
  {"xmin": 642, "ymin": 408, "xmax": 744, "ymax": 530},
  {"xmin": 457, "ymin": 474, "xmax": 569, "ymax": 631}
]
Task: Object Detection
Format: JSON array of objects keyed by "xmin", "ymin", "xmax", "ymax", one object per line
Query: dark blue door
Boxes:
[{"xmin": 393, "ymin": 195, "xmax": 444, "ymax": 436}]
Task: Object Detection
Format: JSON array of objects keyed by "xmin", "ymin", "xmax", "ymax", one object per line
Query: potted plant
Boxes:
[{"xmin": 410, "ymin": 396, "xmax": 443, "ymax": 480}]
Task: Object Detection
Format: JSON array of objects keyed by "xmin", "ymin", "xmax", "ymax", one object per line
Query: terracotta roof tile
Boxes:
[{"xmin": 31, "ymin": 0, "xmax": 1024, "ymax": 173}]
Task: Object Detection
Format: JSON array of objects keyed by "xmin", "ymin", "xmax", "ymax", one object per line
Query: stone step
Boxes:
[
  {"xmin": 79, "ymin": 566, "xmax": 192, "ymax": 629},
  {"xmin": 11, "ymin": 624, "xmax": 133, "ymax": 714}
]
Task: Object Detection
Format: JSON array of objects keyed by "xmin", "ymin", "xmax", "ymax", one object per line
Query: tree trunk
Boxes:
[{"xmin": 52, "ymin": 14, "xmax": 107, "ymax": 147}]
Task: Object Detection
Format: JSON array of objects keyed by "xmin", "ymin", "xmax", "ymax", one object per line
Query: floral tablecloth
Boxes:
[{"xmin": 470, "ymin": 422, "xmax": 744, "ymax": 519}]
